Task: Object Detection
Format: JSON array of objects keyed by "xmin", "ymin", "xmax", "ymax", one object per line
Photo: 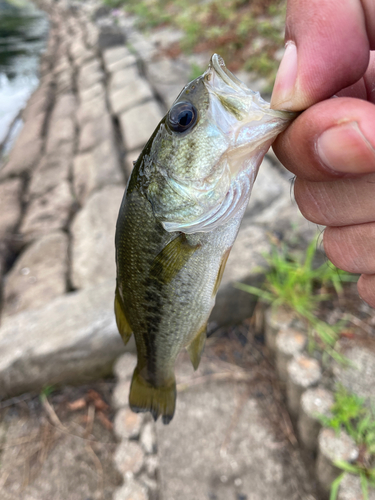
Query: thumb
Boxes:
[{"xmin": 271, "ymin": 0, "xmax": 371, "ymax": 111}]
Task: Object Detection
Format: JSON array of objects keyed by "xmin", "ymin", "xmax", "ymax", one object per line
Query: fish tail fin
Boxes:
[{"xmin": 129, "ymin": 367, "xmax": 176, "ymax": 425}]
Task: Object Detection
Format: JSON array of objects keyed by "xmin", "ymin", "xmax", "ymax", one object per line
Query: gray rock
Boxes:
[
  {"xmin": 338, "ymin": 473, "xmax": 375, "ymax": 500},
  {"xmin": 109, "ymin": 66, "xmax": 140, "ymax": 93},
  {"xmin": 50, "ymin": 93, "xmax": 76, "ymax": 121},
  {"xmin": 77, "ymin": 59, "xmax": 104, "ymax": 89},
  {"xmin": 127, "ymin": 30, "xmax": 158, "ymax": 62},
  {"xmin": 73, "ymin": 139, "xmax": 123, "ymax": 204},
  {"xmin": 114, "ymin": 352, "xmax": 137, "ymax": 381},
  {"xmin": 70, "ymin": 186, "xmax": 124, "ymax": 289},
  {"xmin": 112, "ymin": 380, "xmax": 131, "ymax": 410},
  {"xmin": 333, "ymin": 340, "xmax": 375, "ymax": 405},
  {"xmin": 140, "ymin": 422, "xmax": 157, "ymax": 455},
  {"xmin": 98, "ymin": 27, "xmax": 126, "ymax": 50},
  {"xmin": 113, "ymin": 479, "xmax": 148, "ymax": 500},
  {"xmin": 210, "ymin": 224, "xmax": 270, "ymax": 326},
  {"xmin": 119, "ymin": 101, "xmax": 163, "ymax": 151},
  {"xmin": 0, "ymin": 178, "xmax": 23, "ymax": 240},
  {"xmin": 316, "ymin": 428, "xmax": 358, "ymax": 493},
  {"xmin": 145, "ymin": 57, "xmax": 190, "ymax": 109},
  {"xmin": 79, "ymin": 82, "xmax": 106, "ymax": 103},
  {"xmin": 123, "ymin": 148, "xmax": 142, "ymax": 178},
  {"xmin": 114, "ymin": 406, "xmax": 144, "ymax": 440},
  {"xmin": 102, "ymin": 46, "xmax": 137, "ymax": 73},
  {"xmin": 157, "ymin": 360, "xmax": 315, "ymax": 500},
  {"xmin": 298, "ymin": 387, "xmax": 334, "ymax": 452},
  {"xmin": 275, "ymin": 329, "xmax": 307, "ymax": 382},
  {"xmin": 0, "ymin": 114, "xmax": 44, "ymax": 178},
  {"xmin": 114, "ymin": 441, "xmax": 145, "ymax": 476},
  {"xmin": 20, "ymin": 181, "xmax": 73, "ymax": 243},
  {"xmin": 2, "ymin": 232, "xmax": 68, "ymax": 316},
  {"xmin": 76, "ymin": 93, "xmax": 107, "ymax": 126},
  {"xmin": 78, "ymin": 112, "xmax": 114, "ymax": 152},
  {"xmin": 28, "ymin": 142, "xmax": 73, "ymax": 200},
  {"xmin": 287, "ymin": 355, "xmax": 322, "ymax": 417},
  {"xmin": 109, "ymin": 79, "xmax": 153, "ymax": 116},
  {"xmin": 22, "ymin": 80, "xmax": 53, "ymax": 122},
  {"xmin": 0, "ymin": 280, "xmax": 131, "ymax": 398},
  {"xmin": 45, "ymin": 117, "xmax": 75, "ymax": 154}
]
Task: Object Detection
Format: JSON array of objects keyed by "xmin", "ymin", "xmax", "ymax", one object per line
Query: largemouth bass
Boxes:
[{"xmin": 115, "ymin": 54, "xmax": 294, "ymax": 424}]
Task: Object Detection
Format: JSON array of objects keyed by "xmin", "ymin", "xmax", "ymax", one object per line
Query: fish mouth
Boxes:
[{"xmin": 207, "ymin": 54, "xmax": 251, "ymax": 94}]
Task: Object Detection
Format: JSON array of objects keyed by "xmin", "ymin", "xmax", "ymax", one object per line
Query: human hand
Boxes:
[{"xmin": 271, "ymin": 0, "xmax": 375, "ymax": 308}]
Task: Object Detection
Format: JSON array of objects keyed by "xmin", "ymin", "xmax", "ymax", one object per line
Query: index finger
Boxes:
[{"xmin": 271, "ymin": 0, "xmax": 374, "ymax": 111}]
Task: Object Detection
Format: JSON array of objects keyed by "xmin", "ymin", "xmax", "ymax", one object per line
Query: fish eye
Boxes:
[{"xmin": 168, "ymin": 102, "xmax": 198, "ymax": 133}]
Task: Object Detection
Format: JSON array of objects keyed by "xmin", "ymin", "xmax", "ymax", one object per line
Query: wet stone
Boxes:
[
  {"xmin": 338, "ymin": 472, "xmax": 375, "ymax": 500},
  {"xmin": 119, "ymin": 100, "xmax": 164, "ymax": 151},
  {"xmin": 114, "ymin": 407, "xmax": 144, "ymax": 440},
  {"xmin": 2, "ymin": 232, "xmax": 69, "ymax": 316},
  {"xmin": 70, "ymin": 186, "xmax": 124, "ymax": 289},
  {"xmin": 20, "ymin": 182, "xmax": 73, "ymax": 243},
  {"xmin": 114, "ymin": 441, "xmax": 145, "ymax": 476},
  {"xmin": 109, "ymin": 79, "xmax": 153, "ymax": 116},
  {"xmin": 50, "ymin": 93, "xmax": 76, "ymax": 121}
]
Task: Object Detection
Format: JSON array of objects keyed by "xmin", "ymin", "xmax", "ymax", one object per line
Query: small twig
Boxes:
[
  {"xmin": 85, "ymin": 443, "xmax": 104, "ymax": 496},
  {"xmin": 0, "ymin": 393, "xmax": 34, "ymax": 410},
  {"xmin": 84, "ymin": 404, "xmax": 96, "ymax": 439},
  {"xmin": 0, "ymin": 432, "xmax": 40, "ymax": 450},
  {"xmin": 41, "ymin": 395, "xmax": 67, "ymax": 433}
]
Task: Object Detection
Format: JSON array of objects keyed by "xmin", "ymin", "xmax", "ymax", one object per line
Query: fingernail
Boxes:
[
  {"xmin": 271, "ymin": 41, "xmax": 298, "ymax": 110},
  {"xmin": 317, "ymin": 122, "xmax": 375, "ymax": 174}
]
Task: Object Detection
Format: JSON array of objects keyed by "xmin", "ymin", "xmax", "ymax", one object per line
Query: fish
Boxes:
[{"xmin": 114, "ymin": 54, "xmax": 294, "ymax": 424}]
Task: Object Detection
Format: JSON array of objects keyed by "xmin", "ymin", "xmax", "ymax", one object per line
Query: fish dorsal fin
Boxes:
[
  {"xmin": 150, "ymin": 233, "xmax": 200, "ymax": 284},
  {"xmin": 186, "ymin": 323, "xmax": 207, "ymax": 370},
  {"xmin": 114, "ymin": 288, "xmax": 133, "ymax": 345}
]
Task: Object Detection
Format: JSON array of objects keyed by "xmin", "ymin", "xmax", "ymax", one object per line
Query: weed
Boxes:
[
  {"xmin": 234, "ymin": 237, "xmax": 356, "ymax": 360},
  {"xmin": 319, "ymin": 387, "xmax": 375, "ymax": 499}
]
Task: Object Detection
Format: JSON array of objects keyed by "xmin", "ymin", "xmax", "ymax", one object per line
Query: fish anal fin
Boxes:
[
  {"xmin": 151, "ymin": 233, "xmax": 200, "ymax": 284},
  {"xmin": 212, "ymin": 247, "xmax": 232, "ymax": 297},
  {"xmin": 186, "ymin": 323, "xmax": 207, "ymax": 371},
  {"xmin": 129, "ymin": 367, "xmax": 176, "ymax": 425},
  {"xmin": 114, "ymin": 288, "xmax": 133, "ymax": 345}
]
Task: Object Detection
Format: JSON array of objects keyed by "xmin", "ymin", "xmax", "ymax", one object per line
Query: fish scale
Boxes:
[{"xmin": 115, "ymin": 54, "xmax": 295, "ymax": 423}]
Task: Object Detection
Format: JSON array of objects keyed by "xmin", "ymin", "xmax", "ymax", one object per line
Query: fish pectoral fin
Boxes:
[
  {"xmin": 150, "ymin": 233, "xmax": 200, "ymax": 284},
  {"xmin": 212, "ymin": 247, "xmax": 232, "ymax": 297},
  {"xmin": 129, "ymin": 367, "xmax": 176, "ymax": 425},
  {"xmin": 114, "ymin": 288, "xmax": 133, "ymax": 345},
  {"xmin": 186, "ymin": 323, "xmax": 207, "ymax": 371}
]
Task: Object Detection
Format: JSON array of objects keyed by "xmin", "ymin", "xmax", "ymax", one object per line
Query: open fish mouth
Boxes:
[{"xmin": 206, "ymin": 54, "xmax": 252, "ymax": 95}]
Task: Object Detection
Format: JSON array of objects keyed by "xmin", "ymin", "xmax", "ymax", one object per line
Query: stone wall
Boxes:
[{"xmin": 0, "ymin": 0, "xmax": 315, "ymax": 398}]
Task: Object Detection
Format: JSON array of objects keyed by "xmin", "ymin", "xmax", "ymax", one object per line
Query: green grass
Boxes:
[
  {"xmin": 234, "ymin": 237, "xmax": 357, "ymax": 361},
  {"xmin": 319, "ymin": 387, "xmax": 375, "ymax": 500},
  {"xmin": 102, "ymin": 0, "xmax": 287, "ymax": 84}
]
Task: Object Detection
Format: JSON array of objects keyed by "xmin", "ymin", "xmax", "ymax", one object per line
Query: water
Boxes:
[{"xmin": 0, "ymin": 0, "xmax": 49, "ymax": 151}]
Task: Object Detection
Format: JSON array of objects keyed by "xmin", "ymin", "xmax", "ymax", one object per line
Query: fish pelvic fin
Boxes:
[
  {"xmin": 186, "ymin": 323, "xmax": 207, "ymax": 370},
  {"xmin": 150, "ymin": 233, "xmax": 200, "ymax": 284},
  {"xmin": 114, "ymin": 288, "xmax": 133, "ymax": 345},
  {"xmin": 129, "ymin": 367, "xmax": 176, "ymax": 425},
  {"xmin": 212, "ymin": 247, "xmax": 232, "ymax": 297}
]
